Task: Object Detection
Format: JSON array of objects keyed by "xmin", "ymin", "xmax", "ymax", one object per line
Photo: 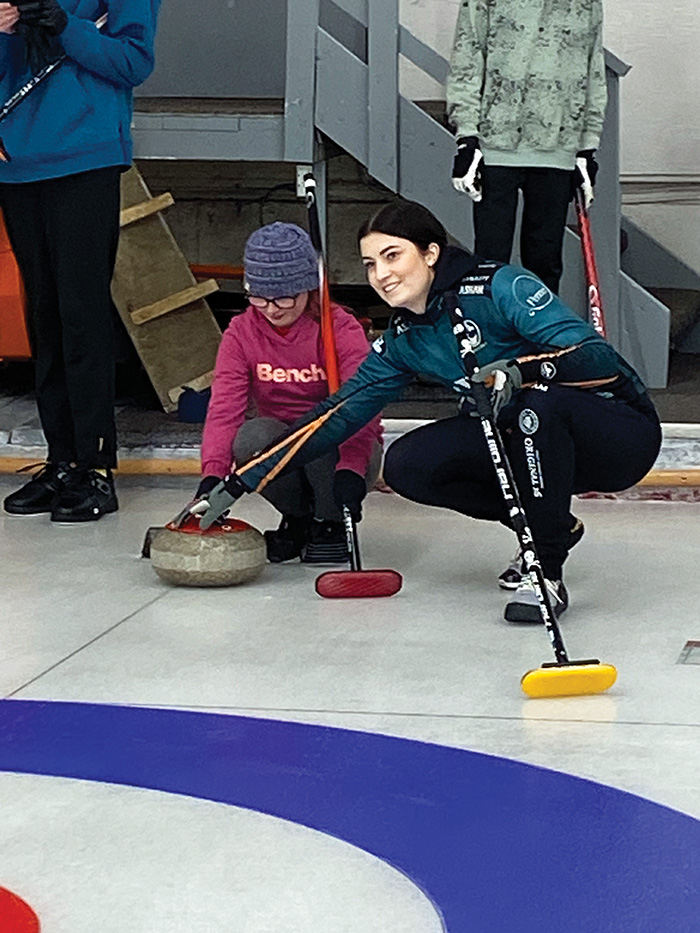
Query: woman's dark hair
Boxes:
[{"xmin": 357, "ymin": 199, "xmax": 448, "ymax": 252}]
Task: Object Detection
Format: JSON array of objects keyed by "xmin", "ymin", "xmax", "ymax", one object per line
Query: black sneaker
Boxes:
[
  {"xmin": 50, "ymin": 469, "xmax": 119, "ymax": 523},
  {"xmin": 4, "ymin": 461, "xmax": 72, "ymax": 515},
  {"xmin": 301, "ymin": 519, "xmax": 350, "ymax": 564},
  {"xmin": 497, "ymin": 517, "xmax": 585, "ymax": 590},
  {"xmin": 264, "ymin": 514, "xmax": 312, "ymax": 563},
  {"xmin": 504, "ymin": 577, "xmax": 569, "ymax": 624}
]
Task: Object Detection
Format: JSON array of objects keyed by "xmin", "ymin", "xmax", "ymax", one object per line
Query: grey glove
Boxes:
[
  {"xmin": 471, "ymin": 359, "xmax": 522, "ymax": 418},
  {"xmin": 190, "ymin": 473, "xmax": 249, "ymax": 530}
]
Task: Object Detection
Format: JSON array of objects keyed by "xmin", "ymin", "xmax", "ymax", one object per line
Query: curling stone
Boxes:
[{"xmin": 150, "ymin": 516, "xmax": 266, "ymax": 587}]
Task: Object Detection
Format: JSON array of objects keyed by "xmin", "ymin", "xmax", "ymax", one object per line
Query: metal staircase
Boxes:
[{"xmin": 134, "ymin": 0, "xmax": 670, "ymax": 387}]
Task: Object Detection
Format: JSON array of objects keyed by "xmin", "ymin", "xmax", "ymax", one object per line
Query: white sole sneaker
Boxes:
[
  {"xmin": 497, "ymin": 519, "xmax": 585, "ymax": 590},
  {"xmin": 504, "ymin": 578, "xmax": 569, "ymax": 624}
]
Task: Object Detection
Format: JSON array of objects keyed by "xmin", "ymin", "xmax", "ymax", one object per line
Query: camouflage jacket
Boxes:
[{"xmin": 446, "ymin": 0, "xmax": 607, "ymax": 168}]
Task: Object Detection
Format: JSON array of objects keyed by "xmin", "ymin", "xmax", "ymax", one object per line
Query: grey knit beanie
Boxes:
[{"xmin": 244, "ymin": 222, "xmax": 319, "ymax": 298}]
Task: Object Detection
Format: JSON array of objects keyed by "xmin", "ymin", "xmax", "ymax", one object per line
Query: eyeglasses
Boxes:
[{"xmin": 248, "ymin": 295, "xmax": 298, "ymax": 310}]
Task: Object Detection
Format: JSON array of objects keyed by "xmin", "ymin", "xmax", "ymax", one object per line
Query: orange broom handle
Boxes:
[
  {"xmin": 574, "ymin": 187, "xmax": 606, "ymax": 339},
  {"xmin": 320, "ymin": 264, "xmax": 340, "ymax": 392},
  {"xmin": 304, "ymin": 173, "xmax": 341, "ymax": 392}
]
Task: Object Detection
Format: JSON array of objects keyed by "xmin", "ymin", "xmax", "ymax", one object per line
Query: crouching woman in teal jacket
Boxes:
[{"xmin": 193, "ymin": 200, "xmax": 661, "ymax": 622}]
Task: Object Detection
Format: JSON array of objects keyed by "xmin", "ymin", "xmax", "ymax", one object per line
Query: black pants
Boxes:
[
  {"xmin": 0, "ymin": 167, "xmax": 121, "ymax": 468},
  {"xmin": 234, "ymin": 417, "xmax": 382, "ymax": 522},
  {"xmin": 383, "ymin": 386, "xmax": 662, "ymax": 580},
  {"xmin": 474, "ymin": 165, "xmax": 573, "ymax": 293}
]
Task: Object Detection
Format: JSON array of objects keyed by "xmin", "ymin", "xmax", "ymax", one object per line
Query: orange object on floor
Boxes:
[
  {"xmin": 0, "ymin": 887, "xmax": 40, "ymax": 932},
  {"xmin": 0, "ymin": 209, "xmax": 31, "ymax": 360}
]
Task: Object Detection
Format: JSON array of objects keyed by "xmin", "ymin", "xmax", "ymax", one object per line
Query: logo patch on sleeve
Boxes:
[
  {"xmin": 540, "ymin": 361, "xmax": 557, "ymax": 379},
  {"xmin": 512, "ymin": 276, "xmax": 554, "ymax": 314},
  {"xmin": 372, "ymin": 337, "xmax": 386, "ymax": 354}
]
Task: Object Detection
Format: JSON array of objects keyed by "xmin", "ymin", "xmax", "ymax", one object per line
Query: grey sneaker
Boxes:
[
  {"xmin": 498, "ymin": 518, "xmax": 584, "ymax": 590},
  {"xmin": 504, "ymin": 577, "xmax": 569, "ymax": 624}
]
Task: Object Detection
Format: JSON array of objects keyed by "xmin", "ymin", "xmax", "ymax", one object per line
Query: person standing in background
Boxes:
[
  {"xmin": 0, "ymin": 0, "xmax": 161, "ymax": 522},
  {"xmin": 447, "ymin": 0, "xmax": 607, "ymax": 293}
]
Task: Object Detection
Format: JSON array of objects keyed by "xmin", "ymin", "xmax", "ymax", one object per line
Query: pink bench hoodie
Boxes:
[{"xmin": 201, "ymin": 302, "xmax": 382, "ymax": 478}]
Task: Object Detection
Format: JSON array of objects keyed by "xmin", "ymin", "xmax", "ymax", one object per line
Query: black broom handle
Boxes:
[
  {"xmin": 342, "ymin": 506, "xmax": 362, "ymax": 572},
  {"xmin": 468, "ymin": 376, "xmax": 570, "ymax": 664}
]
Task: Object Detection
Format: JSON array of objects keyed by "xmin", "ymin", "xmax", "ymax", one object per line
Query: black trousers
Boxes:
[
  {"xmin": 474, "ymin": 165, "xmax": 573, "ymax": 293},
  {"xmin": 0, "ymin": 167, "xmax": 121, "ymax": 468},
  {"xmin": 383, "ymin": 386, "xmax": 662, "ymax": 580}
]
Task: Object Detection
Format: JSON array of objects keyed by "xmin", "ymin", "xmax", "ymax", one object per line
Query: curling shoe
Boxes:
[
  {"xmin": 301, "ymin": 519, "xmax": 350, "ymax": 564},
  {"xmin": 264, "ymin": 514, "xmax": 312, "ymax": 562},
  {"xmin": 4, "ymin": 461, "xmax": 72, "ymax": 515},
  {"xmin": 497, "ymin": 517, "xmax": 585, "ymax": 590},
  {"xmin": 504, "ymin": 577, "xmax": 568, "ymax": 624},
  {"xmin": 50, "ymin": 468, "xmax": 118, "ymax": 523}
]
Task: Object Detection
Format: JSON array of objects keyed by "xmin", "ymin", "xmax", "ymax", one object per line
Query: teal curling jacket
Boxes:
[{"xmin": 237, "ymin": 246, "xmax": 653, "ymax": 492}]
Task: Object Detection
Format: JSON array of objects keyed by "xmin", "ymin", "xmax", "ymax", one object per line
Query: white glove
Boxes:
[
  {"xmin": 574, "ymin": 150, "xmax": 599, "ymax": 210},
  {"xmin": 451, "ymin": 136, "xmax": 483, "ymax": 203}
]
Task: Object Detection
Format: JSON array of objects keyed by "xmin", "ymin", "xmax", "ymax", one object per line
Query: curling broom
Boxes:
[
  {"xmin": 469, "ymin": 376, "xmax": 616, "ymax": 698},
  {"xmin": 303, "ymin": 173, "xmax": 402, "ymax": 599},
  {"xmin": 441, "ymin": 283, "xmax": 618, "ymax": 699}
]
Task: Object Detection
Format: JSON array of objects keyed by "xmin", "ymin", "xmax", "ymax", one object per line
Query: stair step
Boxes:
[{"xmin": 647, "ymin": 287, "xmax": 700, "ymax": 343}]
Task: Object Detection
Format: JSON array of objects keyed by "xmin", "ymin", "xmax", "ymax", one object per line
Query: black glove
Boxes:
[
  {"xmin": 471, "ymin": 359, "xmax": 523, "ymax": 418},
  {"xmin": 196, "ymin": 475, "xmax": 222, "ymax": 499},
  {"xmin": 16, "ymin": 0, "xmax": 67, "ymax": 34},
  {"xmin": 15, "ymin": 22, "xmax": 62, "ymax": 74},
  {"xmin": 451, "ymin": 136, "xmax": 483, "ymax": 202},
  {"xmin": 333, "ymin": 469, "xmax": 367, "ymax": 523},
  {"xmin": 573, "ymin": 149, "xmax": 599, "ymax": 209}
]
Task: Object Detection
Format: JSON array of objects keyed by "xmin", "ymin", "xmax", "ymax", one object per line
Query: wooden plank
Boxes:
[
  {"xmin": 130, "ymin": 279, "xmax": 219, "ymax": 325},
  {"xmin": 0, "ymin": 454, "xmax": 697, "ymax": 486},
  {"xmin": 637, "ymin": 470, "xmax": 700, "ymax": 486},
  {"xmin": 113, "ymin": 166, "xmax": 224, "ymax": 412},
  {"xmin": 120, "ymin": 192, "xmax": 175, "ymax": 228}
]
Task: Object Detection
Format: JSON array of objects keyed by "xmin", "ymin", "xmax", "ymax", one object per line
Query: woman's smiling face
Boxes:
[{"xmin": 360, "ymin": 233, "xmax": 440, "ymax": 315}]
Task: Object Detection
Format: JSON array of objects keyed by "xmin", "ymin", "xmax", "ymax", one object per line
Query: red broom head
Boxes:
[{"xmin": 315, "ymin": 569, "xmax": 403, "ymax": 599}]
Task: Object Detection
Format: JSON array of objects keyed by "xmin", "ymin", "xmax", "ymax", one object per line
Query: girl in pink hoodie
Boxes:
[{"xmin": 199, "ymin": 222, "xmax": 382, "ymax": 563}]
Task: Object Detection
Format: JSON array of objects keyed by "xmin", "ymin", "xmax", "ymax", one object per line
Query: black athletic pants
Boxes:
[
  {"xmin": 0, "ymin": 167, "xmax": 121, "ymax": 469},
  {"xmin": 474, "ymin": 165, "xmax": 573, "ymax": 293},
  {"xmin": 383, "ymin": 386, "xmax": 662, "ymax": 580}
]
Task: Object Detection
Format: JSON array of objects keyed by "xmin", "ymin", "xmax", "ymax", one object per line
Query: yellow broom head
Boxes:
[{"xmin": 521, "ymin": 661, "xmax": 617, "ymax": 699}]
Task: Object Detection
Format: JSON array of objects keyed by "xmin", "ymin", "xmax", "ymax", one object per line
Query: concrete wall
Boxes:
[{"xmin": 399, "ymin": 0, "xmax": 700, "ymax": 274}]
